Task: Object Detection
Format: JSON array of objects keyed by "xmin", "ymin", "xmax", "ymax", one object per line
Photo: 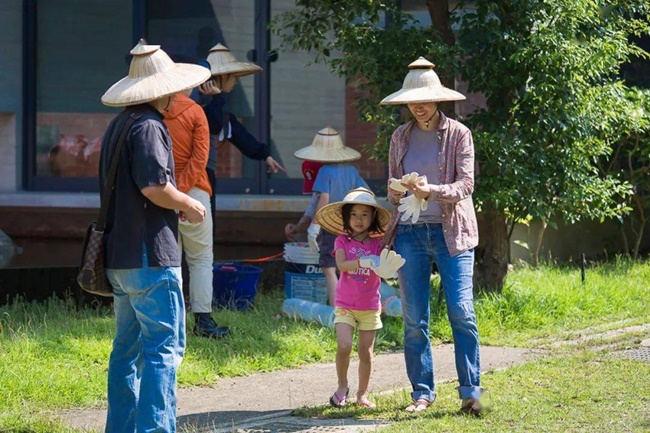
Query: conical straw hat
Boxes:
[
  {"xmin": 316, "ymin": 187, "xmax": 391, "ymax": 237},
  {"xmin": 293, "ymin": 127, "xmax": 361, "ymax": 163},
  {"xmin": 380, "ymin": 57, "xmax": 465, "ymax": 105},
  {"xmin": 206, "ymin": 43, "xmax": 263, "ymax": 78},
  {"xmin": 102, "ymin": 39, "xmax": 211, "ymax": 107}
]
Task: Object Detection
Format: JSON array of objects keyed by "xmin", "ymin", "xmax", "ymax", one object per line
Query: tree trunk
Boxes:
[
  {"xmin": 474, "ymin": 208, "xmax": 509, "ymax": 292},
  {"xmin": 426, "ymin": 0, "xmax": 456, "ymax": 117},
  {"xmin": 532, "ymin": 220, "xmax": 548, "ymax": 267}
]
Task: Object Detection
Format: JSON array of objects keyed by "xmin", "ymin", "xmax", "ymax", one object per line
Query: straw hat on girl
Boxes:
[
  {"xmin": 101, "ymin": 39, "xmax": 211, "ymax": 107},
  {"xmin": 316, "ymin": 187, "xmax": 391, "ymax": 237},
  {"xmin": 206, "ymin": 43, "xmax": 263, "ymax": 78},
  {"xmin": 380, "ymin": 57, "xmax": 465, "ymax": 105},
  {"xmin": 293, "ymin": 126, "xmax": 361, "ymax": 163}
]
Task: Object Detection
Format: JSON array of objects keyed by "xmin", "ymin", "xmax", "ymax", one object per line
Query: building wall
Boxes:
[{"xmin": 0, "ymin": 0, "xmax": 23, "ymax": 192}]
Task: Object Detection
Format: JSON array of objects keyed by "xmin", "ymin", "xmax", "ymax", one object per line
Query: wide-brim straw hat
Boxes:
[
  {"xmin": 294, "ymin": 127, "xmax": 361, "ymax": 163},
  {"xmin": 380, "ymin": 57, "xmax": 465, "ymax": 105},
  {"xmin": 102, "ymin": 39, "xmax": 211, "ymax": 107},
  {"xmin": 206, "ymin": 43, "xmax": 263, "ymax": 78},
  {"xmin": 316, "ymin": 187, "xmax": 391, "ymax": 237}
]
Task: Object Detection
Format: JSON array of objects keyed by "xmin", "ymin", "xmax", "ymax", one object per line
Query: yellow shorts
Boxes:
[{"xmin": 334, "ymin": 307, "xmax": 382, "ymax": 331}]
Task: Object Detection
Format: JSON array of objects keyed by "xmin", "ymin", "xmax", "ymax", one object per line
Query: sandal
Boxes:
[
  {"xmin": 461, "ymin": 398, "xmax": 483, "ymax": 416},
  {"xmin": 405, "ymin": 398, "xmax": 430, "ymax": 413},
  {"xmin": 329, "ymin": 388, "xmax": 349, "ymax": 408}
]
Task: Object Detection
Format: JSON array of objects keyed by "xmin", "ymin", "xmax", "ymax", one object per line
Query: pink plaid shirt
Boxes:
[{"xmin": 383, "ymin": 113, "xmax": 479, "ymax": 256}]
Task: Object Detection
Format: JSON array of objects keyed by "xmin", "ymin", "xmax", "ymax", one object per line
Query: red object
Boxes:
[
  {"xmin": 220, "ymin": 265, "xmax": 238, "ymax": 272},
  {"xmin": 301, "ymin": 161, "xmax": 324, "ymax": 194}
]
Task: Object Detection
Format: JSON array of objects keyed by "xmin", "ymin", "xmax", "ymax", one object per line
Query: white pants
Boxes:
[{"xmin": 177, "ymin": 187, "xmax": 214, "ymax": 313}]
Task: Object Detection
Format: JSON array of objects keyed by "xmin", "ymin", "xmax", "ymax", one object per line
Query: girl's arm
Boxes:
[{"xmin": 335, "ymin": 248, "xmax": 361, "ymax": 273}]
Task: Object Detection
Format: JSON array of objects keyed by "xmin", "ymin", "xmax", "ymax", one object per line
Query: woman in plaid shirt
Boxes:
[{"xmin": 381, "ymin": 57, "xmax": 482, "ymax": 415}]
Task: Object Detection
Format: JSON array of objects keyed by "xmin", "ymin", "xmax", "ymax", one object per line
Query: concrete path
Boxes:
[{"xmin": 60, "ymin": 344, "xmax": 539, "ymax": 432}]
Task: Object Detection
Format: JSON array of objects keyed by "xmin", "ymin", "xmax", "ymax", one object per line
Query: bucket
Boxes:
[
  {"xmin": 212, "ymin": 263, "xmax": 263, "ymax": 310},
  {"xmin": 284, "ymin": 243, "xmax": 328, "ymax": 304}
]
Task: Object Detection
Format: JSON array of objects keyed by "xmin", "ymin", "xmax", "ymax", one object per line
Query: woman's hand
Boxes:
[
  {"xmin": 387, "ymin": 179, "xmax": 405, "ymax": 205},
  {"xmin": 401, "ymin": 180, "xmax": 432, "ymax": 200}
]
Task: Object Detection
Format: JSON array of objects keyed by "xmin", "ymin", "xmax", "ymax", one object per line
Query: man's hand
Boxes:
[
  {"xmin": 265, "ymin": 156, "xmax": 286, "ymax": 174},
  {"xmin": 182, "ymin": 198, "xmax": 207, "ymax": 224}
]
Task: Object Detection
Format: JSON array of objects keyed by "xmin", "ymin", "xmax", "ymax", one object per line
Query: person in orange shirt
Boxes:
[{"xmin": 164, "ymin": 89, "xmax": 229, "ymax": 339}]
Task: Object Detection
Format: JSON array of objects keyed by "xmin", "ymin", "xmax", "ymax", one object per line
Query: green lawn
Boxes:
[
  {"xmin": 0, "ymin": 259, "xmax": 648, "ymax": 432},
  {"xmin": 296, "ymin": 350, "xmax": 650, "ymax": 433}
]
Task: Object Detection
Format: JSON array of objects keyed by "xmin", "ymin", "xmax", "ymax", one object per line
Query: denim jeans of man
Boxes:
[
  {"xmin": 106, "ymin": 257, "xmax": 185, "ymax": 433},
  {"xmin": 178, "ymin": 187, "xmax": 214, "ymax": 313},
  {"xmin": 394, "ymin": 223, "xmax": 481, "ymax": 403}
]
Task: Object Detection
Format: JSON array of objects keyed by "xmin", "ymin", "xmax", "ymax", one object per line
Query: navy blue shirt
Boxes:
[
  {"xmin": 99, "ymin": 105, "xmax": 180, "ymax": 269},
  {"xmin": 203, "ymin": 93, "xmax": 271, "ymax": 170}
]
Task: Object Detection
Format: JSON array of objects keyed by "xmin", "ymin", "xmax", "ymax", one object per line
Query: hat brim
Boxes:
[
  {"xmin": 380, "ymin": 86, "xmax": 466, "ymax": 105},
  {"xmin": 316, "ymin": 200, "xmax": 391, "ymax": 237},
  {"xmin": 102, "ymin": 63, "xmax": 211, "ymax": 107},
  {"xmin": 294, "ymin": 146, "xmax": 361, "ymax": 163},
  {"xmin": 210, "ymin": 62, "xmax": 262, "ymax": 78}
]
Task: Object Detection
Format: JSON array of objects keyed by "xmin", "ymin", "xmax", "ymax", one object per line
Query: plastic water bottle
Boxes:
[
  {"xmin": 380, "ymin": 282, "xmax": 402, "ymax": 317},
  {"xmin": 282, "ymin": 298, "xmax": 335, "ymax": 327}
]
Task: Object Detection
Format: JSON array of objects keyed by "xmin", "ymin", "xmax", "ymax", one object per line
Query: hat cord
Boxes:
[{"xmin": 424, "ymin": 106, "xmax": 440, "ymax": 129}]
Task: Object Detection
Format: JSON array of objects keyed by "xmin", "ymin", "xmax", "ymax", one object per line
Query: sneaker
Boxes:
[{"xmin": 193, "ymin": 313, "xmax": 230, "ymax": 338}]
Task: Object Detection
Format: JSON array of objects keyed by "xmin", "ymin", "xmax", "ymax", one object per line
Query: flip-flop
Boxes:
[
  {"xmin": 405, "ymin": 398, "xmax": 430, "ymax": 413},
  {"xmin": 329, "ymin": 388, "xmax": 349, "ymax": 408}
]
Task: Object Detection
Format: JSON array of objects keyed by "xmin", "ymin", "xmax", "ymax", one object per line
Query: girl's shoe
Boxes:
[{"xmin": 329, "ymin": 388, "xmax": 349, "ymax": 408}]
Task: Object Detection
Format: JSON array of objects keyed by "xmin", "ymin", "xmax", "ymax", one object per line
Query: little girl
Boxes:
[{"xmin": 316, "ymin": 187, "xmax": 391, "ymax": 409}]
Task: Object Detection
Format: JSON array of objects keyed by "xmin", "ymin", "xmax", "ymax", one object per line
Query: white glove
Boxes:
[
  {"xmin": 307, "ymin": 224, "xmax": 321, "ymax": 252},
  {"xmin": 373, "ymin": 248, "xmax": 406, "ymax": 279},
  {"xmin": 398, "ymin": 195, "xmax": 424, "ymax": 223},
  {"xmin": 359, "ymin": 255, "xmax": 380, "ymax": 268},
  {"xmin": 389, "ymin": 178, "xmax": 408, "ymax": 193},
  {"xmin": 389, "ymin": 172, "xmax": 422, "ymax": 192}
]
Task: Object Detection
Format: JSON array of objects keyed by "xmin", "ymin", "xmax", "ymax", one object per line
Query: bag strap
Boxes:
[{"xmin": 96, "ymin": 111, "xmax": 141, "ymax": 231}]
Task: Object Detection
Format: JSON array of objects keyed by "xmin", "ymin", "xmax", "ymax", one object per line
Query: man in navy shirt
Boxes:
[{"xmin": 99, "ymin": 39, "xmax": 210, "ymax": 433}]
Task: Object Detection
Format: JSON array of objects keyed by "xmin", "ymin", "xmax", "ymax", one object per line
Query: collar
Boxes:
[{"xmin": 130, "ymin": 103, "xmax": 164, "ymax": 120}]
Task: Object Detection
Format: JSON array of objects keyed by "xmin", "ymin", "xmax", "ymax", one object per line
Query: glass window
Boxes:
[
  {"xmin": 270, "ymin": 1, "xmax": 387, "ymax": 194},
  {"xmin": 146, "ymin": 0, "xmax": 260, "ymax": 191},
  {"xmin": 34, "ymin": 0, "xmax": 132, "ymax": 179}
]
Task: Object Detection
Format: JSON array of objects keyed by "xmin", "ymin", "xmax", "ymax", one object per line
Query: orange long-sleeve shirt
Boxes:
[{"xmin": 163, "ymin": 93, "xmax": 212, "ymax": 195}]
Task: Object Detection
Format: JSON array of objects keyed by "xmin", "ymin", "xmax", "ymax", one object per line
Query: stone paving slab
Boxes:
[{"xmin": 60, "ymin": 345, "xmax": 538, "ymax": 432}]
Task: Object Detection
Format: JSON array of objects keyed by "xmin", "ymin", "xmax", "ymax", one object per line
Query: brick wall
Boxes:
[
  {"xmin": 215, "ymin": 140, "xmax": 243, "ymax": 178},
  {"xmin": 345, "ymin": 85, "xmax": 386, "ymax": 180}
]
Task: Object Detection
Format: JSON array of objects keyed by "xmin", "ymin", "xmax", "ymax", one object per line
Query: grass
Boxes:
[
  {"xmin": 0, "ymin": 259, "xmax": 648, "ymax": 431},
  {"xmin": 296, "ymin": 350, "xmax": 650, "ymax": 433}
]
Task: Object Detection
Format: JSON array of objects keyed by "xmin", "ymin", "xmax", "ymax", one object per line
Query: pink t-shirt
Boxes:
[{"xmin": 333, "ymin": 235, "xmax": 383, "ymax": 310}]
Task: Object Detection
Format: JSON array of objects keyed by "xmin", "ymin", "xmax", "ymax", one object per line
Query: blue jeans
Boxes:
[
  {"xmin": 394, "ymin": 223, "xmax": 481, "ymax": 402},
  {"xmin": 106, "ymin": 258, "xmax": 185, "ymax": 433}
]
